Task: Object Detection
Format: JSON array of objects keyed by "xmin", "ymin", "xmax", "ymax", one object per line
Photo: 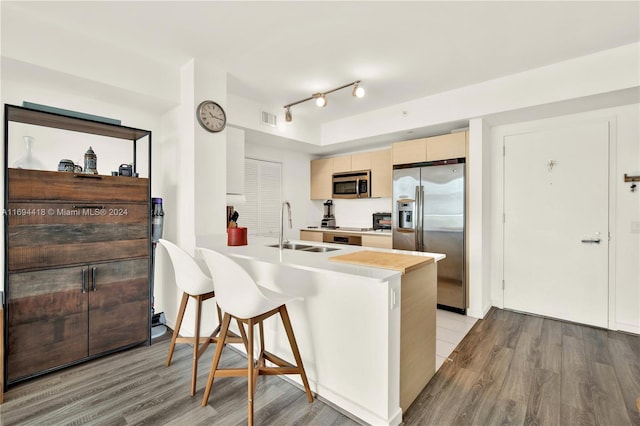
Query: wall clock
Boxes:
[{"xmin": 196, "ymin": 100, "xmax": 226, "ymax": 133}]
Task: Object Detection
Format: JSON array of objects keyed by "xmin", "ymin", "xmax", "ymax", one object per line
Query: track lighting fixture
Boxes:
[
  {"xmin": 314, "ymin": 93, "xmax": 327, "ymax": 107},
  {"xmin": 283, "ymin": 80, "xmax": 364, "ymax": 122},
  {"xmin": 352, "ymin": 81, "xmax": 365, "ymax": 98}
]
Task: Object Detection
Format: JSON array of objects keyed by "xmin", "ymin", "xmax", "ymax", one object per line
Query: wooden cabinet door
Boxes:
[
  {"xmin": 332, "ymin": 155, "xmax": 352, "ymax": 173},
  {"xmin": 392, "ymin": 138, "xmax": 427, "ymax": 165},
  {"xmin": 425, "ymin": 132, "xmax": 466, "ymax": 161},
  {"xmin": 351, "ymin": 152, "xmax": 371, "ymax": 171},
  {"xmin": 88, "ymin": 258, "xmax": 149, "ymax": 356},
  {"xmin": 7, "ymin": 267, "xmax": 89, "ymax": 382},
  {"xmin": 310, "ymin": 158, "xmax": 333, "ymax": 200},
  {"xmin": 300, "ymin": 230, "xmax": 323, "ymax": 242},
  {"xmin": 371, "ymin": 149, "xmax": 392, "ymax": 198},
  {"xmin": 361, "ymin": 235, "xmax": 393, "ymax": 249}
]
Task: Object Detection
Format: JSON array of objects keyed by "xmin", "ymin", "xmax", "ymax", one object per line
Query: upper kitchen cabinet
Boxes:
[
  {"xmin": 371, "ymin": 149, "xmax": 392, "ymax": 198},
  {"xmin": 310, "ymin": 157, "xmax": 333, "ymax": 200},
  {"xmin": 392, "ymin": 131, "xmax": 467, "ymax": 165},
  {"xmin": 425, "ymin": 131, "xmax": 467, "ymax": 162},
  {"xmin": 351, "ymin": 152, "xmax": 372, "ymax": 171},
  {"xmin": 332, "ymin": 155, "xmax": 351, "ymax": 173},
  {"xmin": 392, "ymin": 138, "xmax": 427, "ymax": 165},
  {"xmin": 333, "ymin": 152, "xmax": 373, "ymax": 173}
]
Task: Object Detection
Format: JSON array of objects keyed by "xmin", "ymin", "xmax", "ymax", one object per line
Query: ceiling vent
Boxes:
[{"xmin": 261, "ymin": 111, "xmax": 277, "ymax": 128}]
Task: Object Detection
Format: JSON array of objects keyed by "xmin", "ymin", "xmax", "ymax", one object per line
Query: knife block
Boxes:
[{"xmin": 227, "ymin": 227, "xmax": 248, "ymax": 246}]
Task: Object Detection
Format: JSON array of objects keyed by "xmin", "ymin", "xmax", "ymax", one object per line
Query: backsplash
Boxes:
[{"xmin": 311, "ymin": 198, "xmax": 392, "ymax": 229}]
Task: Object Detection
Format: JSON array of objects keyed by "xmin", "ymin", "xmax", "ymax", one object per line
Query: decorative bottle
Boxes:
[{"xmin": 13, "ymin": 136, "xmax": 46, "ymax": 170}]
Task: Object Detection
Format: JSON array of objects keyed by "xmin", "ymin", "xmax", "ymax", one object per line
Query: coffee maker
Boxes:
[{"xmin": 321, "ymin": 199, "xmax": 336, "ymax": 228}]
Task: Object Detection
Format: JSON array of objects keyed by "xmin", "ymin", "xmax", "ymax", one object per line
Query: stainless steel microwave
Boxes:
[{"xmin": 332, "ymin": 170, "xmax": 371, "ymax": 199}]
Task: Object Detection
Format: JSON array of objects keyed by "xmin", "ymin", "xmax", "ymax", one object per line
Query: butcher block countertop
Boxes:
[{"xmin": 329, "ymin": 250, "xmax": 434, "ymax": 274}]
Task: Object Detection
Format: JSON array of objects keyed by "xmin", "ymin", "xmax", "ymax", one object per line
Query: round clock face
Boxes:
[{"xmin": 196, "ymin": 100, "xmax": 226, "ymax": 132}]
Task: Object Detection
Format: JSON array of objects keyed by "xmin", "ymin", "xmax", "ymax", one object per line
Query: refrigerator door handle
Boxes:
[
  {"xmin": 415, "ymin": 185, "xmax": 421, "ymax": 250},
  {"xmin": 420, "ymin": 185, "xmax": 425, "ymax": 251}
]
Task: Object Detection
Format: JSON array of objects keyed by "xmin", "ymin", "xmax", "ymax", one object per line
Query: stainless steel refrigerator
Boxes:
[{"xmin": 392, "ymin": 160, "xmax": 466, "ymax": 314}]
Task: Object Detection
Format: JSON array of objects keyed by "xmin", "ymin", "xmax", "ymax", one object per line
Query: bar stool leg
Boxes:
[
  {"xmin": 202, "ymin": 313, "xmax": 231, "ymax": 406},
  {"xmin": 247, "ymin": 318, "xmax": 255, "ymax": 426},
  {"xmin": 191, "ymin": 295, "xmax": 204, "ymax": 396},
  {"xmin": 166, "ymin": 292, "xmax": 189, "ymax": 367},
  {"xmin": 280, "ymin": 306, "xmax": 314, "ymax": 402}
]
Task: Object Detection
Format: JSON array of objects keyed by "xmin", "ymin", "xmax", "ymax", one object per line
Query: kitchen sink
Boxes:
[
  {"xmin": 266, "ymin": 243, "xmax": 340, "ymax": 253},
  {"xmin": 301, "ymin": 246, "xmax": 339, "ymax": 252},
  {"xmin": 266, "ymin": 243, "xmax": 313, "ymax": 250}
]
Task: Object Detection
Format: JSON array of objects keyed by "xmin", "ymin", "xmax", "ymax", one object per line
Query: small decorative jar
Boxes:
[{"xmin": 84, "ymin": 146, "xmax": 98, "ymax": 174}]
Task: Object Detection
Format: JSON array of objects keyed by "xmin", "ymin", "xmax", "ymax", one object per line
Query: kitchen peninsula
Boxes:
[{"xmin": 196, "ymin": 235, "xmax": 444, "ymax": 426}]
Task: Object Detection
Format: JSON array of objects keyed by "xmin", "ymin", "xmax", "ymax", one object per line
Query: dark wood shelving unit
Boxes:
[{"xmin": 2, "ymin": 104, "xmax": 153, "ymax": 392}]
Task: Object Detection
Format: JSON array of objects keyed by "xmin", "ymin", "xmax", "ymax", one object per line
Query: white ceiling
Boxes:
[{"xmin": 2, "ymin": 1, "xmax": 639, "ymax": 131}]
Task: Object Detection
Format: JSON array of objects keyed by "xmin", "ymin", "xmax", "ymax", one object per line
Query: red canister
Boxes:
[{"xmin": 227, "ymin": 227, "xmax": 248, "ymax": 246}]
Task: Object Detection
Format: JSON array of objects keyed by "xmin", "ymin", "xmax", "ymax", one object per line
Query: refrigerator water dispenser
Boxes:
[{"xmin": 397, "ymin": 201, "xmax": 415, "ymax": 229}]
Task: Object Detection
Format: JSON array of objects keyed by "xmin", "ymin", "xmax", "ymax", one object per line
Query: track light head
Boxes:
[
  {"xmin": 285, "ymin": 107, "xmax": 292, "ymax": 122},
  {"xmin": 352, "ymin": 82, "xmax": 365, "ymax": 98},
  {"xmin": 314, "ymin": 93, "xmax": 327, "ymax": 107}
]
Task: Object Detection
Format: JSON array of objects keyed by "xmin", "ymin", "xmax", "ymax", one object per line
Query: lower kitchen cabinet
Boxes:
[
  {"xmin": 300, "ymin": 230, "xmax": 323, "ymax": 242},
  {"xmin": 361, "ymin": 234, "xmax": 393, "ymax": 249}
]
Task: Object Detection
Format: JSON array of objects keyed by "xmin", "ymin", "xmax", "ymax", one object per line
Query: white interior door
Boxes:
[{"xmin": 503, "ymin": 120, "xmax": 609, "ymax": 328}]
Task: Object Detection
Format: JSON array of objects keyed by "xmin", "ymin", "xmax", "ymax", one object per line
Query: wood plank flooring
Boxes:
[
  {"xmin": 0, "ymin": 335, "xmax": 360, "ymax": 426},
  {"xmin": 403, "ymin": 307, "xmax": 640, "ymax": 426},
  {"xmin": 1, "ymin": 308, "xmax": 638, "ymax": 425}
]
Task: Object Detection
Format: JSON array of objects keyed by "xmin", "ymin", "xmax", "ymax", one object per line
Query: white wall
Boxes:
[{"xmin": 489, "ymin": 104, "xmax": 640, "ymax": 333}]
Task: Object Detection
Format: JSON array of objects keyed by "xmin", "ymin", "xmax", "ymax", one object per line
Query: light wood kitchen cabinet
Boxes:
[
  {"xmin": 425, "ymin": 131, "xmax": 466, "ymax": 162},
  {"xmin": 334, "ymin": 152, "xmax": 373, "ymax": 173},
  {"xmin": 371, "ymin": 148, "xmax": 392, "ymax": 198},
  {"xmin": 392, "ymin": 131, "xmax": 468, "ymax": 166},
  {"xmin": 332, "ymin": 155, "xmax": 351, "ymax": 173},
  {"xmin": 361, "ymin": 234, "xmax": 393, "ymax": 249},
  {"xmin": 300, "ymin": 230, "xmax": 323, "ymax": 242},
  {"xmin": 310, "ymin": 157, "xmax": 333, "ymax": 200},
  {"xmin": 351, "ymin": 152, "xmax": 372, "ymax": 171},
  {"xmin": 392, "ymin": 138, "xmax": 427, "ymax": 165}
]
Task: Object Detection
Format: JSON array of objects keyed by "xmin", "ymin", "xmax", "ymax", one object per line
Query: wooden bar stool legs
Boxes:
[
  {"xmin": 165, "ymin": 291, "xmax": 218, "ymax": 396},
  {"xmin": 201, "ymin": 306, "xmax": 313, "ymax": 425}
]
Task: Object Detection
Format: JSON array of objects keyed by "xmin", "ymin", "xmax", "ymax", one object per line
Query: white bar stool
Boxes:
[
  {"xmin": 198, "ymin": 247, "xmax": 313, "ymax": 425},
  {"xmin": 157, "ymin": 239, "xmax": 245, "ymax": 396}
]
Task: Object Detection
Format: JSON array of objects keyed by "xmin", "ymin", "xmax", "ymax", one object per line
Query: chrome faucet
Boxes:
[{"xmin": 279, "ymin": 201, "xmax": 292, "ymax": 249}]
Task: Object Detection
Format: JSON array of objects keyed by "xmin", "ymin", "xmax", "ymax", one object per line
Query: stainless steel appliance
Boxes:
[
  {"xmin": 321, "ymin": 199, "xmax": 336, "ymax": 228},
  {"xmin": 332, "ymin": 170, "xmax": 371, "ymax": 199},
  {"xmin": 393, "ymin": 160, "xmax": 466, "ymax": 314},
  {"xmin": 373, "ymin": 212, "xmax": 392, "ymax": 230}
]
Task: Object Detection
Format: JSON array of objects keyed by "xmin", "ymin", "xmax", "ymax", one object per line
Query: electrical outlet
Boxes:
[{"xmin": 632, "ymin": 221, "xmax": 640, "ymax": 234}]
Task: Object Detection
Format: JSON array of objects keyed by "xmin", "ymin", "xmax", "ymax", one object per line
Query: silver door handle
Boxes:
[{"xmin": 581, "ymin": 238, "xmax": 601, "ymax": 244}]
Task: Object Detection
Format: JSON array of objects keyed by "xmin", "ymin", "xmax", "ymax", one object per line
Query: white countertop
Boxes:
[{"xmin": 197, "ymin": 234, "xmax": 443, "ymax": 283}]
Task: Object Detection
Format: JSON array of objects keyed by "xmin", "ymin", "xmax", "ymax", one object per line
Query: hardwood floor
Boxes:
[
  {"xmin": 404, "ymin": 307, "xmax": 640, "ymax": 426},
  {"xmin": 0, "ymin": 335, "xmax": 359, "ymax": 426},
  {"xmin": 1, "ymin": 308, "xmax": 638, "ymax": 425}
]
